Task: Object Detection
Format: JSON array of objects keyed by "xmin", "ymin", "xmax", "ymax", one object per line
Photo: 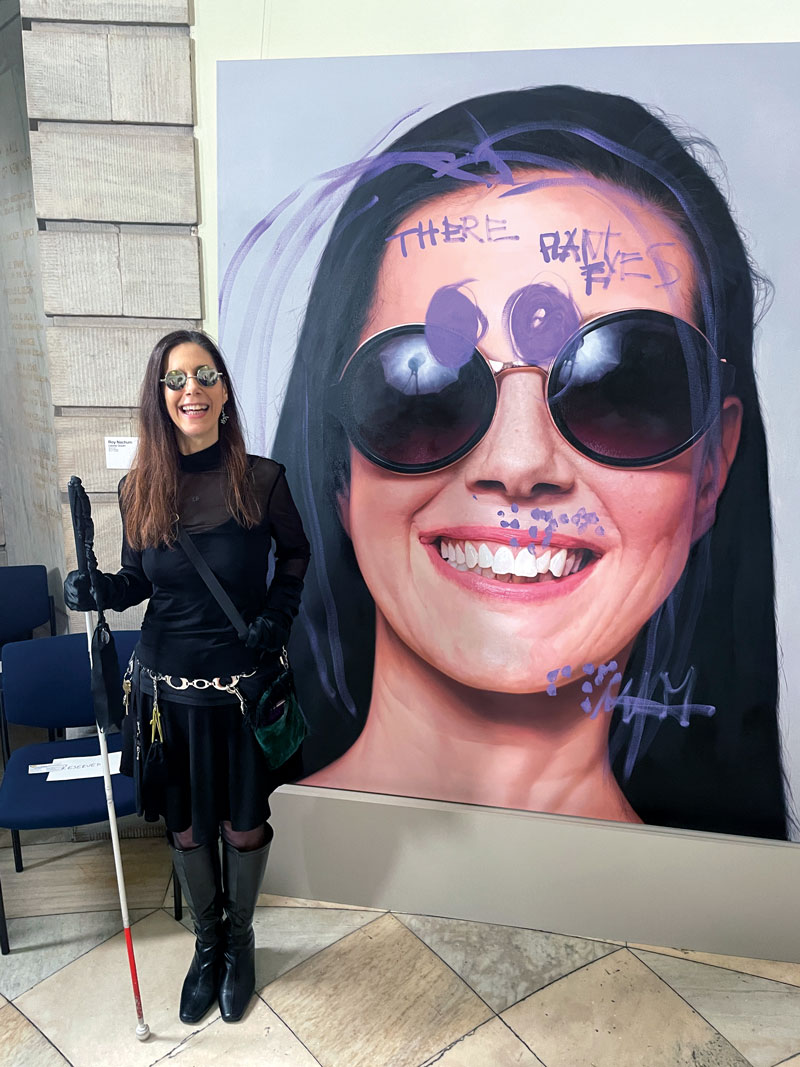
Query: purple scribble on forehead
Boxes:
[
  {"xmin": 504, "ymin": 283, "xmax": 580, "ymax": 367},
  {"xmin": 425, "ymin": 282, "xmax": 488, "ymax": 369}
]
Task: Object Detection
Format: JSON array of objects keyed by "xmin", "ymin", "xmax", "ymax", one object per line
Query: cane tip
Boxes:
[{"xmin": 136, "ymin": 1023, "xmax": 151, "ymax": 1041}]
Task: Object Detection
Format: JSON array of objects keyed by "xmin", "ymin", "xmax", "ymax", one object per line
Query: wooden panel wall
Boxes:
[{"xmin": 20, "ymin": 1, "xmax": 200, "ymax": 632}]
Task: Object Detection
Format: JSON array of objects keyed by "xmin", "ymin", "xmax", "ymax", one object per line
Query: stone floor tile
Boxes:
[
  {"xmin": 252, "ymin": 905, "xmax": 383, "ymax": 986},
  {"xmin": 0, "ymin": 1002, "xmax": 70, "ymax": 1065},
  {"xmin": 630, "ymin": 942, "xmax": 800, "ymax": 988},
  {"xmin": 0, "ymin": 908, "xmax": 154, "ymax": 1000},
  {"xmin": 148, "ymin": 995, "xmax": 322, "ymax": 1064},
  {"xmin": 634, "ymin": 949, "xmax": 800, "ymax": 1067},
  {"xmin": 14, "ymin": 910, "xmax": 205, "ymax": 1067},
  {"xmin": 502, "ymin": 948, "xmax": 751, "ymax": 1067},
  {"xmin": 1, "ymin": 837, "xmax": 171, "ymax": 918},
  {"xmin": 261, "ymin": 912, "xmax": 493, "ymax": 1067},
  {"xmin": 398, "ymin": 913, "xmax": 617, "ymax": 1012},
  {"xmin": 420, "ymin": 1017, "xmax": 545, "ymax": 1066}
]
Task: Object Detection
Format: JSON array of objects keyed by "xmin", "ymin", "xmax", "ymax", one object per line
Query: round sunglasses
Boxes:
[
  {"xmin": 331, "ymin": 309, "xmax": 734, "ymax": 474},
  {"xmin": 160, "ymin": 365, "xmax": 224, "ymax": 391}
]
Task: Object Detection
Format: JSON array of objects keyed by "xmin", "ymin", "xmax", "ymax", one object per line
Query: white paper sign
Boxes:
[
  {"xmin": 105, "ymin": 437, "xmax": 138, "ymax": 469},
  {"xmin": 41, "ymin": 752, "xmax": 122, "ymax": 781}
]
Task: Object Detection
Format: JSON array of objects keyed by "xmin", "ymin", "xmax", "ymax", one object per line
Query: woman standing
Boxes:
[{"xmin": 64, "ymin": 329, "xmax": 310, "ymax": 1023}]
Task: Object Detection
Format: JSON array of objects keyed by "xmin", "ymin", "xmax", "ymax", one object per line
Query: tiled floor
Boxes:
[{"xmin": 2, "ymin": 829, "xmax": 800, "ymax": 1066}]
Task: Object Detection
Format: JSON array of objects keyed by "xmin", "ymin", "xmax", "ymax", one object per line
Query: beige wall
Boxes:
[{"xmin": 193, "ymin": 0, "xmax": 800, "ymax": 337}]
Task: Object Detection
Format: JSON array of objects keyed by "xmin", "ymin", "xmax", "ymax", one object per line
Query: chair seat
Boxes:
[{"xmin": 0, "ymin": 735, "xmax": 135, "ymax": 830}]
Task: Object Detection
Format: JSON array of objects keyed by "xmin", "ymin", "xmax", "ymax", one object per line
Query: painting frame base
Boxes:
[{"xmin": 269, "ymin": 785, "xmax": 800, "ymax": 961}]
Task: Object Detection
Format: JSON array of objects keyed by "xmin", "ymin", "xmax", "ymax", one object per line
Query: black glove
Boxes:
[
  {"xmin": 63, "ymin": 570, "xmax": 98, "ymax": 611},
  {"xmin": 244, "ymin": 611, "xmax": 290, "ymax": 653},
  {"xmin": 63, "ymin": 570, "xmax": 118, "ymax": 612}
]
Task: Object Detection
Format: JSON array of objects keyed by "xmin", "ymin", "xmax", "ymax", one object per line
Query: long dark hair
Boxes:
[
  {"xmin": 122, "ymin": 329, "xmax": 260, "ymax": 548},
  {"xmin": 253, "ymin": 85, "xmax": 787, "ymax": 838}
]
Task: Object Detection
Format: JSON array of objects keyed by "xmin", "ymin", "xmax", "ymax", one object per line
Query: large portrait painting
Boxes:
[{"xmin": 218, "ymin": 44, "xmax": 800, "ymax": 839}]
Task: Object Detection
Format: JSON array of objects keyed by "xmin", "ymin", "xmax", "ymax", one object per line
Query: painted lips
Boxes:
[{"xmin": 420, "ymin": 527, "xmax": 602, "ymax": 594}]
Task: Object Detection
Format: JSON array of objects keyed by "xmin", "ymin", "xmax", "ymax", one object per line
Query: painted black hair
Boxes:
[{"xmin": 265, "ymin": 84, "xmax": 788, "ymax": 838}]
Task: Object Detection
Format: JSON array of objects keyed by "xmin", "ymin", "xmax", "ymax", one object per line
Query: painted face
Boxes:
[
  {"xmin": 162, "ymin": 342, "xmax": 229, "ymax": 455},
  {"xmin": 339, "ymin": 174, "xmax": 737, "ymax": 693}
]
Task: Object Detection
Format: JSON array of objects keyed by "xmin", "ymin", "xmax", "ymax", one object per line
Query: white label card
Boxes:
[
  {"xmin": 105, "ymin": 437, "xmax": 138, "ymax": 469},
  {"xmin": 41, "ymin": 752, "xmax": 122, "ymax": 781}
]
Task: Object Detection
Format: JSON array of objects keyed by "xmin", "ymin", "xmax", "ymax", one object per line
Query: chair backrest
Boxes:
[
  {"xmin": 0, "ymin": 565, "xmax": 52, "ymax": 646},
  {"xmin": 2, "ymin": 630, "xmax": 140, "ymax": 729}
]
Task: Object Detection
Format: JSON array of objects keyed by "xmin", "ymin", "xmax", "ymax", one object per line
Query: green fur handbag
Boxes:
[{"xmin": 242, "ymin": 649, "xmax": 307, "ymax": 769}]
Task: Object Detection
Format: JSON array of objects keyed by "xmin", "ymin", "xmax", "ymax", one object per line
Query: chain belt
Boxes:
[
  {"xmin": 123, "ymin": 655, "xmax": 257, "ymax": 741},
  {"xmin": 147, "ymin": 669, "xmax": 257, "ymax": 693}
]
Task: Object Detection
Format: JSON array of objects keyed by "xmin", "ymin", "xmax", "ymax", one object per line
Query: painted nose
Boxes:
[{"xmin": 462, "ymin": 368, "xmax": 576, "ymax": 500}]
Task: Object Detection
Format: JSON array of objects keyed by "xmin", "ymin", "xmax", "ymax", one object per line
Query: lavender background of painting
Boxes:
[{"xmin": 217, "ymin": 43, "xmax": 800, "ymax": 836}]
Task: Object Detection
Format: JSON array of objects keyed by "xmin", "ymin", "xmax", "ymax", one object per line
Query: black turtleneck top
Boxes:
[{"xmin": 112, "ymin": 442, "xmax": 310, "ymax": 678}]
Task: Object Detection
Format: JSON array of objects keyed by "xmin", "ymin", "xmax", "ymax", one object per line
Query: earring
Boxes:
[{"xmin": 220, "ymin": 406, "xmax": 229, "ymax": 425}]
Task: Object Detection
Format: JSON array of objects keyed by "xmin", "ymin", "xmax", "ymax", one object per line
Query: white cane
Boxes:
[{"xmin": 83, "ymin": 613, "xmax": 150, "ymax": 1042}]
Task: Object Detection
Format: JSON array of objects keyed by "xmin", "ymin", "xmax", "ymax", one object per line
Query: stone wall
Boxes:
[
  {"xmin": 0, "ymin": 0, "xmax": 62, "ymax": 581},
  {"xmin": 13, "ymin": 0, "xmax": 202, "ymax": 629}
]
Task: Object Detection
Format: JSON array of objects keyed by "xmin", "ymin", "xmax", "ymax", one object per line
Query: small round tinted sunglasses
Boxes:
[
  {"xmin": 331, "ymin": 309, "xmax": 734, "ymax": 474},
  {"xmin": 160, "ymin": 365, "xmax": 224, "ymax": 391}
]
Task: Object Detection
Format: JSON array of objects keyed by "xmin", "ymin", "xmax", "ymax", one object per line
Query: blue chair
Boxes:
[
  {"xmin": 0, "ymin": 630, "xmax": 142, "ymax": 954},
  {"xmin": 0, "ymin": 565, "xmax": 57, "ymax": 763},
  {"xmin": 0, "ymin": 565, "xmax": 56, "ymax": 647}
]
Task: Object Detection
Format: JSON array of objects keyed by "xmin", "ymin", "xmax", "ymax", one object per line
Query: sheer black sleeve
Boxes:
[
  {"xmin": 103, "ymin": 478, "xmax": 153, "ymax": 611},
  {"xmin": 263, "ymin": 466, "xmax": 310, "ymax": 623}
]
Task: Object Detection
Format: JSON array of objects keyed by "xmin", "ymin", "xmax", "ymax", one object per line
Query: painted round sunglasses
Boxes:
[{"xmin": 331, "ymin": 309, "xmax": 734, "ymax": 474}]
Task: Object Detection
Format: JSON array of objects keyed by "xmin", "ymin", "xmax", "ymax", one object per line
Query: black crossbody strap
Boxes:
[{"xmin": 176, "ymin": 525, "xmax": 249, "ymax": 641}]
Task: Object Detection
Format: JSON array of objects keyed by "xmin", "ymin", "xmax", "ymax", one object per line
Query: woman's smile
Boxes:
[{"xmin": 420, "ymin": 525, "xmax": 601, "ymax": 597}]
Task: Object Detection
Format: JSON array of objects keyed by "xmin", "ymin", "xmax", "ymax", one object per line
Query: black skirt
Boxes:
[{"xmin": 120, "ymin": 675, "xmax": 302, "ymax": 844}]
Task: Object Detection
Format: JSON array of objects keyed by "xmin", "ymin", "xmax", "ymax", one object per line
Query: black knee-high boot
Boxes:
[
  {"xmin": 170, "ymin": 840, "xmax": 224, "ymax": 1024},
  {"xmin": 218, "ymin": 830, "xmax": 272, "ymax": 1023}
]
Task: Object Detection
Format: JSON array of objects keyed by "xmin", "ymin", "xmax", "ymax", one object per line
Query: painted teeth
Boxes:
[
  {"xmin": 513, "ymin": 549, "xmax": 537, "ymax": 578},
  {"xmin": 437, "ymin": 539, "xmax": 592, "ymax": 583},
  {"xmin": 550, "ymin": 548, "xmax": 567, "ymax": 578},
  {"xmin": 493, "ymin": 546, "xmax": 514, "ymax": 575}
]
